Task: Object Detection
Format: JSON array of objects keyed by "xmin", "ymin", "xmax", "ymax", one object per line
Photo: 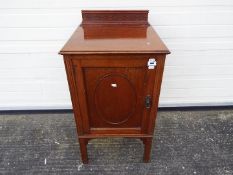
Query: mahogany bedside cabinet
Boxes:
[{"xmin": 59, "ymin": 10, "xmax": 170, "ymax": 163}]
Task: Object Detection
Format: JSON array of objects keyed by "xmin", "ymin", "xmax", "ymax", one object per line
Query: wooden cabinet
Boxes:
[{"xmin": 59, "ymin": 10, "xmax": 170, "ymax": 163}]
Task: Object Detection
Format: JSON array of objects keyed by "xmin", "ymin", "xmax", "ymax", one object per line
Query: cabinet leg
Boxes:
[
  {"xmin": 143, "ymin": 138, "xmax": 152, "ymax": 163},
  {"xmin": 79, "ymin": 138, "xmax": 88, "ymax": 164}
]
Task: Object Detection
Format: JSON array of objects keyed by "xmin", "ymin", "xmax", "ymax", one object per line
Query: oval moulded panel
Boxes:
[{"xmin": 94, "ymin": 74, "xmax": 137, "ymax": 125}]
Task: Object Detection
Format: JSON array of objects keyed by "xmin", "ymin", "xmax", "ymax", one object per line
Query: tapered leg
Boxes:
[
  {"xmin": 79, "ymin": 138, "xmax": 88, "ymax": 164},
  {"xmin": 143, "ymin": 138, "xmax": 152, "ymax": 163}
]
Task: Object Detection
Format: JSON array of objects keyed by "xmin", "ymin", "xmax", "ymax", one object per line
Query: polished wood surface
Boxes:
[
  {"xmin": 59, "ymin": 10, "xmax": 169, "ymax": 54},
  {"xmin": 73, "ymin": 55, "xmax": 151, "ymax": 129},
  {"xmin": 60, "ymin": 25, "xmax": 169, "ymax": 54},
  {"xmin": 60, "ymin": 10, "xmax": 170, "ymax": 164}
]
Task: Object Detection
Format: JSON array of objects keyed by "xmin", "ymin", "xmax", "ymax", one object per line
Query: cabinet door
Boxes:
[{"xmin": 70, "ymin": 55, "xmax": 165, "ymax": 135}]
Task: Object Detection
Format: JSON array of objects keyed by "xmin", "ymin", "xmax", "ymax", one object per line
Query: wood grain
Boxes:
[{"xmin": 81, "ymin": 10, "xmax": 149, "ymax": 25}]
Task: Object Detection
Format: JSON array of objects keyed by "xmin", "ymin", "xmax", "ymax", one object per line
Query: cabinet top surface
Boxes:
[{"xmin": 59, "ymin": 10, "xmax": 170, "ymax": 55}]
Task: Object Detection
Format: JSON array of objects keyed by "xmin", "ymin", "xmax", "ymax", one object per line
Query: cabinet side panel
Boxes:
[
  {"xmin": 63, "ymin": 56, "xmax": 84, "ymax": 135},
  {"xmin": 72, "ymin": 60, "xmax": 90, "ymax": 134}
]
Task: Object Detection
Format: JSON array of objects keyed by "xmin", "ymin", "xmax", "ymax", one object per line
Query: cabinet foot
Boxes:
[
  {"xmin": 143, "ymin": 138, "xmax": 152, "ymax": 163},
  {"xmin": 79, "ymin": 138, "xmax": 89, "ymax": 164}
]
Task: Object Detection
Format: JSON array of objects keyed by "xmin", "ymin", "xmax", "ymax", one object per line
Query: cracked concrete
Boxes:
[{"xmin": 0, "ymin": 109, "xmax": 233, "ymax": 174}]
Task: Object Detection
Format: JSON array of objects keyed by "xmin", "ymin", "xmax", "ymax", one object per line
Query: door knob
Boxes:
[{"xmin": 145, "ymin": 95, "xmax": 152, "ymax": 109}]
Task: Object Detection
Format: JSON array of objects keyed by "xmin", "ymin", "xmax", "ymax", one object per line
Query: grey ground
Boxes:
[{"xmin": 0, "ymin": 109, "xmax": 233, "ymax": 175}]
